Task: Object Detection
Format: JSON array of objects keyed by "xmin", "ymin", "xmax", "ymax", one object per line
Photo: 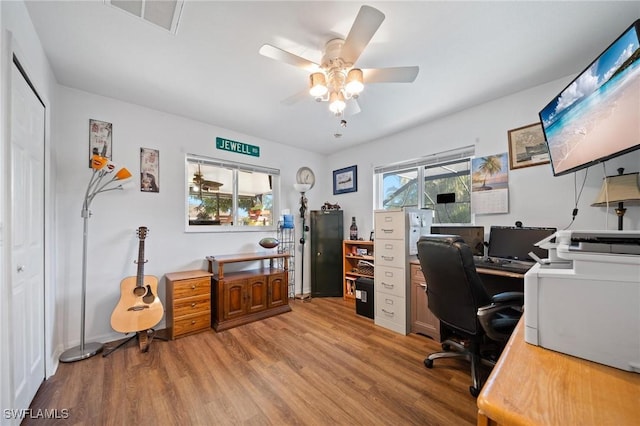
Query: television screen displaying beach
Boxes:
[{"xmin": 539, "ymin": 24, "xmax": 640, "ymax": 176}]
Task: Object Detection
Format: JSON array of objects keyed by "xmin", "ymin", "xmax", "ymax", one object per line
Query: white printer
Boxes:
[{"xmin": 524, "ymin": 230, "xmax": 640, "ymax": 373}]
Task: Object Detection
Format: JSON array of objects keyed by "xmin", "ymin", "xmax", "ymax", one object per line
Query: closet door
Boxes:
[
  {"xmin": 310, "ymin": 210, "xmax": 343, "ymax": 297},
  {"xmin": 10, "ymin": 60, "xmax": 46, "ymax": 412}
]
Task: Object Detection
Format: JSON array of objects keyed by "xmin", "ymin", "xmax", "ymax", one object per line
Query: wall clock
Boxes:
[{"xmin": 296, "ymin": 166, "xmax": 315, "ymax": 189}]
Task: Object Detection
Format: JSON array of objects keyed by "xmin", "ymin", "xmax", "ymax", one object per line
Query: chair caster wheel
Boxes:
[
  {"xmin": 424, "ymin": 358, "xmax": 433, "ymax": 368},
  {"xmin": 441, "ymin": 343, "xmax": 451, "ymax": 351},
  {"xmin": 469, "ymin": 386, "xmax": 480, "ymax": 397}
]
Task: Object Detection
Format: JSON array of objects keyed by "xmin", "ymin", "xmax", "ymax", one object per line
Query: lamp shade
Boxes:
[
  {"xmin": 591, "ymin": 172, "xmax": 640, "ymax": 206},
  {"xmin": 115, "ymin": 168, "xmax": 133, "ymax": 181},
  {"xmin": 345, "ymin": 68, "xmax": 364, "ymax": 95},
  {"xmin": 293, "ymin": 183, "xmax": 311, "ymax": 193},
  {"xmin": 91, "ymin": 155, "xmax": 109, "ymax": 170},
  {"xmin": 309, "ymin": 72, "xmax": 328, "ymax": 98}
]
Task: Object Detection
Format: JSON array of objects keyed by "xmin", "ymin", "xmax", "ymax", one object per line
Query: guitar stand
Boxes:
[{"xmin": 102, "ymin": 328, "xmax": 169, "ymax": 357}]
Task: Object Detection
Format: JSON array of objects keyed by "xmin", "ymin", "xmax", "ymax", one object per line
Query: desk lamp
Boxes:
[
  {"xmin": 591, "ymin": 168, "xmax": 640, "ymax": 230},
  {"xmin": 60, "ymin": 155, "xmax": 132, "ymax": 363}
]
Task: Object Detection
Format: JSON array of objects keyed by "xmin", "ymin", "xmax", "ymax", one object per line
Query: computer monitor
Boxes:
[
  {"xmin": 430, "ymin": 225, "xmax": 485, "ymax": 257},
  {"xmin": 487, "ymin": 226, "xmax": 557, "ymax": 262}
]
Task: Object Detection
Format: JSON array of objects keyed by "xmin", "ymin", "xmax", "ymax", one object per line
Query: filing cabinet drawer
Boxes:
[
  {"xmin": 375, "ymin": 240, "xmax": 405, "ymax": 268},
  {"xmin": 375, "ymin": 266, "xmax": 405, "ymax": 298},
  {"xmin": 374, "ymin": 210, "xmax": 404, "ymax": 240},
  {"xmin": 375, "ymin": 293, "xmax": 406, "ymax": 327}
]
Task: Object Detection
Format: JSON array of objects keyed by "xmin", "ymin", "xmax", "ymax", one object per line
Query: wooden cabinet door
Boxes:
[
  {"xmin": 247, "ymin": 276, "xmax": 268, "ymax": 314},
  {"xmin": 268, "ymin": 273, "xmax": 287, "ymax": 308},
  {"xmin": 223, "ymin": 279, "xmax": 247, "ymax": 320},
  {"xmin": 410, "ymin": 264, "xmax": 440, "ymax": 340}
]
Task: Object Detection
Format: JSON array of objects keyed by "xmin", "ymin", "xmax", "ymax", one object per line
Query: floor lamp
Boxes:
[
  {"xmin": 60, "ymin": 155, "xmax": 132, "ymax": 363},
  {"xmin": 591, "ymin": 168, "xmax": 640, "ymax": 231},
  {"xmin": 293, "ymin": 183, "xmax": 311, "ymax": 300}
]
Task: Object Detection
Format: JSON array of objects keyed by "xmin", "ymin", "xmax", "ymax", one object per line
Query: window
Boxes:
[
  {"xmin": 374, "ymin": 146, "xmax": 474, "ymax": 224},
  {"xmin": 186, "ymin": 155, "xmax": 279, "ymax": 232}
]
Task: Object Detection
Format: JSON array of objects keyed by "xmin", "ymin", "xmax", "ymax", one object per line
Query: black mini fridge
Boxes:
[{"xmin": 355, "ymin": 277, "xmax": 374, "ymax": 319}]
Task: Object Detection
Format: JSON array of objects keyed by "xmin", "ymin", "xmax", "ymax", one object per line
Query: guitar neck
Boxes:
[{"xmin": 136, "ymin": 238, "xmax": 145, "ymax": 288}]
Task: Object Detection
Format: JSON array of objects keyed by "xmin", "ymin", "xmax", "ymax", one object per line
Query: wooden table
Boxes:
[{"xmin": 477, "ymin": 319, "xmax": 640, "ymax": 425}]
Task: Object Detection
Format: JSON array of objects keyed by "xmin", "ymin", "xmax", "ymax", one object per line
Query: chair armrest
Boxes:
[
  {"xmin": 477, "ymin": 293, "xmax": 524, "ymax": 341},
  {"xmin": 491, "ymin": 291, "xmax": 524, "ymax": 304}
]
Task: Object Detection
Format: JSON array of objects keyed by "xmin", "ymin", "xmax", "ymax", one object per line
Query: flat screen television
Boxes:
[
  {"xmin": 430, "ymin": 225, "xmax": 485, "ymax": 257},
  {"xmin": 539, "ymin": 19, "xmax": 640, "ymax": 176},
  {"xmin": 487, "ymin": 226, "xmax": 557, "ymax": 262}
]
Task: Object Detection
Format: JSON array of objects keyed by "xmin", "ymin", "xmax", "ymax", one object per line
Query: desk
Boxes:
[
  {"xmin": 476, "ymin": 267, "xmax": 524, "ymax": 296},
  {"xmin": 477, "ymin": 319, "xmax": 640, "ymax": 426}
]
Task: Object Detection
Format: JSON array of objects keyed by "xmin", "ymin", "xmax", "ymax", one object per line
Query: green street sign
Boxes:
[{"xmin": 216, "ymin": 137, "xmax": 260, "ymax": 157}]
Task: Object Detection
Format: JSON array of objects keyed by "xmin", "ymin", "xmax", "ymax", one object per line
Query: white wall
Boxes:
[
  {"xmin": 328, "ymin": 77, "xmax": 640, "ymax": 239},
  {"xmin": 54, "ymin": 86, "xmax": 328, "ymax": 349}
]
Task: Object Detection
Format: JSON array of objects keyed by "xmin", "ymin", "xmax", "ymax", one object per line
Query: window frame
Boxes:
[
  {"xmin": 185, "ymin": 154, "xmax": 280, "ymax": 233},
  {"xmin": 374, "ymin": 145, "xmax": 475, "ymax": 225}
]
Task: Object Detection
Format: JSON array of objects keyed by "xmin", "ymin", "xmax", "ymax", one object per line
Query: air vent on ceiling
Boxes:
[{"xmin": 105, "ymin": 0, "xmax": 184, "ymax": 34}]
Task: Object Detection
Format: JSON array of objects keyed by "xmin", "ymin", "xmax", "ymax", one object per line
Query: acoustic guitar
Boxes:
[{"xmin": 110, "ymin": 226, "xmax": 163, "ymax": 334}]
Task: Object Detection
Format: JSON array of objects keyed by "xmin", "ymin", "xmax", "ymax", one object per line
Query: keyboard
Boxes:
[{"xmin": 474, "ymin": 259, "xmax": 532, "ymax": 273}]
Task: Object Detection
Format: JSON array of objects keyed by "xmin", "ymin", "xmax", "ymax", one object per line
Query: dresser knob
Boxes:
[
  {"xmin": 191, "ymin": 285, "xmax": 196, "ymax": 290},
  {"xmin": 191, "ymin": 302, "xmax": 196, "ymax": 307},
  {"xmin": 191, "ymin": 320, "xmax": 196, "ymax": 325}
]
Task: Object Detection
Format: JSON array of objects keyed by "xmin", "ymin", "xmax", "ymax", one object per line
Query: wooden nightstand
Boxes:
[{"xmin": 165, "ymin": 270, "xmax": 213, "ymax": 339}]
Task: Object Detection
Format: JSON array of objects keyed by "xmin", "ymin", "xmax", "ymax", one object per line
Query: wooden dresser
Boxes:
[
  {"xmin": 165, "ymin": 270, "xmax": 213, "ymax": 339},
  {"xmin": 207, "ymin": 252, "xmax": 291, "ymax": 331}
]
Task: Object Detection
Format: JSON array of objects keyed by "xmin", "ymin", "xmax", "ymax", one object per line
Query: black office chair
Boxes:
[{"xmin": 416, "ymin": 234, "xmax": 524, "ymax": 397}]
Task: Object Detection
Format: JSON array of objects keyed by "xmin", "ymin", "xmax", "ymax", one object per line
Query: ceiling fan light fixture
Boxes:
[
  {"xmin": 329, "ymin": 91, "xmax": 346, "ymax": 116},
  {"xmin": 309, "ymin": 72, "xmax": 328, "ymax": 98},
  {"xmin": 345, "ymin": 68, "xmax": 364, "ymax": 96}
]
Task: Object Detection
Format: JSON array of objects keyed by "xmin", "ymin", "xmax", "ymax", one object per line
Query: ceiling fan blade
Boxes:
[
  {"xmin": 281, "ymin": 88, "xmax": 309, "ymax": 106},
  {"xmin": 259, "ymin": 44, "xmax": 319, "ymax": 71},
  {"xmin": 362, "ymin": 66, "xmax": 419, "ymax": 83},
  {"xmin": 341, "ymin": 5, "xmax": 385, "ymax": 65}
]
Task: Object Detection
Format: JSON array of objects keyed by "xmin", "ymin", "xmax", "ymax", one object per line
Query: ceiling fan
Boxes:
[
  {"xmin": 259, "ymin": 5, "xmax": 419, "ymax": 117},
  {"xmin": 192, "ymin": 164, "xmax": 222, "ymax": 193}
]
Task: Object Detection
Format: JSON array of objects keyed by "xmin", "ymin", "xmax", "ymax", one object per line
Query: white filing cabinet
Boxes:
[{"xmin": 374, "ymin": 208, "xmax": 431, "ymax": 335}]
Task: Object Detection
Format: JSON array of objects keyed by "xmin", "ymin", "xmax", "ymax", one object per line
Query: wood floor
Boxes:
[{"xmin": 28, "ymin": 298, "xmax": 480, "ymax": 425}]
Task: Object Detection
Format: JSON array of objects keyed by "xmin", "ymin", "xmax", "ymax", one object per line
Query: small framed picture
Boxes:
[
  {"xmin": 333, "ymin": 165, "xmax": 357, "ymax": 195},
  {"xmin": 88, "ymin": 119, "xmax": 112, "ymax": 167},
  {"xmin": 140, "ymin": 147, "xmax": 159, "ymax": 193},
  {"xmin": 507, "ymin": 122, "xmax": 550, "ymax": 170}
]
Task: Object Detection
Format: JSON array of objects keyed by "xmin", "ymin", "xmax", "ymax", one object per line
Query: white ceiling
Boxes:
[{"xmin": 24, "ymin": 1, "xmax": 640, "ymax": 155}]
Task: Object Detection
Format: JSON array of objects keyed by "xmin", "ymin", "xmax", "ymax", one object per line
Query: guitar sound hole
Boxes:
[
  {"xmin": 142, "ymin": 285, "xmax": 155, "ymax": 304},
  {"xmin": 133, "ymin": 287, "xmax": 146, "ymax": 297}
]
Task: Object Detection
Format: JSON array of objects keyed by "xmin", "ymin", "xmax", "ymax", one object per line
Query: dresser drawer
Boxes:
[
  {"xmin": 375, "ymin": 293, "xmax": 406, "ymax": 327},
  {"xmin": 410, "ymin": 263, "xmax": 426, "ymax": 285},
  {"xmin": 375, "ymin": 240, "xmax": 405, "ymax": 268},
  {"xmin": 375, "ymin": 266, "xmax": 405, "ymax": 298},
  {"xmin": 173, "ymin": 294, "xmax": 211, "ymax": 318},
  {"xmin": 374, "ymin": 210, "xmax": 404, "ymax": 240},
  {"xmin": 173, "ymin": 312, "xmax": 211, "ymax": 338},
  {"xmin": 173, "ymin": 277, "xmax": 211, "ymax": 299}
]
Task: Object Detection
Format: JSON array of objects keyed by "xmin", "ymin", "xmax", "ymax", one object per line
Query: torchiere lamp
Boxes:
[
  {"xmin": 591, "ymin": 168, "xmax": 640, "ymax": 231},
  {"xmin": 293, "ymin": 183, "xmax": 311, "ymax": 300},
  {"xmin": 60, "ymin": 155, "xmax": 132, "ymax": 363}
]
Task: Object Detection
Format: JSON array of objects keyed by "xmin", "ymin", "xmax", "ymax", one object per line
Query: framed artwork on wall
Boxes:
[
  {"xmin": 140, "ymin": 147, "xmax": 159, "ymax": 192},
  {"xmin": 507, "ymin": 122, "xmax": 550, "ymax": 170},
  {"xmin": 333, "ymin": 165, "xmax": 357, "ymax": 195},
  {"xmin": 88, "ymin": 119, "xmax": 112, "ymax": 167}
]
